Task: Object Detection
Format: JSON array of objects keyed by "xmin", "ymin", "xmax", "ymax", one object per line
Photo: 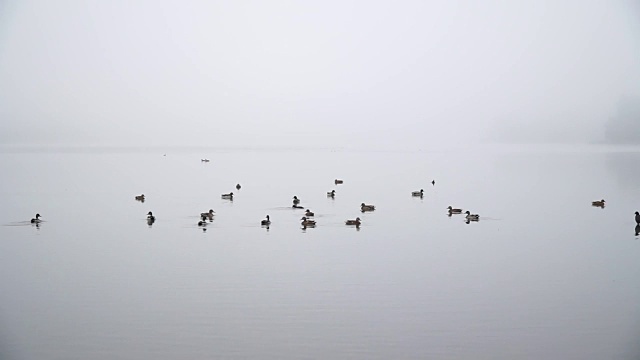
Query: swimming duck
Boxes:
[
  {"xmin": 345, "ymin": 217, "xmax": 361, "ymax": 226},
  {"xmin": 432, "ymin": 180, "xmax": 435, "ymax": 186},
  {"xmin": 293, "ymin": 196, "xmax": 300, "ymax": 205},
  {"xmin": 301, "ymin": 216, "xmax": 316, "ymax": 226},
  {"xmin": 30, "ymin": 213, "xmax": 42, "ymax": 223},
  {"xmin": 201, "ymin": 159, "xmax": 210, "ymax": 162},
  {"xmin": 221, "ymin": 192, "xmax": 234, "ymax": 199},
  {"xmin": 135, "ymin": 194, "xmax": 145, "ymax": 201},
  {"xmin": 236, "ymin": 184, "xmax": 241, "ymax": 190},
  {"xmin": 635, "ymin": 211, "xmax": 640, "ymax": 225},
  {"xmin": 327, "ymin": 190, "xmax": 336, "ymax": 197},
  {"xmin": 360, "ymin": 203, "xmax": 376, "ymax": 212},
  {"xmin": 334, "ymin": 179, "xmax": 344, "ymax": 184},
  {"xmin": 412, "ymin": 189, "xmax": 424, "ymax": 197},
  {"xmin": 292, "ymin": 204, "xmax": 304, "ymax": 209},
  {"xmin": 305, "ymin": 209, "xmax": 315, "ymax": 217},
  {"xmin": 592, "ymin": 199, "xmax": 605, "ymax": 207},
  {"xmin": 464, "ymin": 211, "xmax": 479, "ymax": 220},
  {"xmin": 147, "ymin": 211, "xmax": 156, "ymax": 222},
  {"xmin": 447, "ymin": 206, "xmax": 463, "ymax": 214},
  {"xmin": 201, "ymin": 209, "xmax": 215, "ymax": 220},
  {"xmin": 261, "ymin": 215, "xmax": 271, "ymax": 226}
]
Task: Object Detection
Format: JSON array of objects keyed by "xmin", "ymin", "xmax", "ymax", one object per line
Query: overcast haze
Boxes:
[{"xmin": 1, "ymin": 1, "xmax": 638, "ymax": 148}]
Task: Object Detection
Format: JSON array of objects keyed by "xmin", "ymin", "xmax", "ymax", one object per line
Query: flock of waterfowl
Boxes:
[
  {"xmin": 128, "ymin": 178, "xmax": 377, "ymax": 230},
  {"xmin": 127, "ymin": 177, "xmax": 483, "ymax": 230},
  {"xmin": 115, "ymin": 177, "xmax": 441, "ymax": 230},
  {"xmin": 26, "ymin": 180, "xmax": 640, "ymax": 233}
]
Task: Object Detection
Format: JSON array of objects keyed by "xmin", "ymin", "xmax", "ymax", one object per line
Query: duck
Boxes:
[
  {"xmin": 198, "ymin": 216, "xmax": 207, "ymax": 227},
  {"xmin": 360, "ymin": 203, "xmax": 376, "ymax": 212},
  {"xmin": 134, "ymin": 194, "xmax": 145, "ymax": 201},
  {"xmin": 261, "ymin": 215, "xmax": 271, "ymax": 226},
  {"xmin": 235, "ymin": 183, "xmax": 241, "ymax": 190},
  {"xmin": 146, "ymin": 211, "xmax": 156, "ymax": 222},
  {"xmin": 201, "ymin": 159, "xmax": 210, "ymax": 162},
  {"xmin": 412, "ymin": 189, "xmax": 424, "ymax": 197},
  {"xmin": 447, "ymin": 206, "xmax": 463, "ymax": 214},
  {"xmin": 30, "ymin": 213, "xmax": 42, "ymax": 224},
  {"xmin": 635, "ymin": 211, "xmax": 640, "ymax": 225},
  {"xmin": 327, "ymin": 190, "xmax": 336, "ymax": 197},
  {"xmin": 305, "ymin": 209, "xmax": 315, "ymax": 217},
  {"xmin": 221, "ymin": 192, "xmax": 234, "ymax": 199},
  {"xmin": 292, "ymin": 204, "xmax": 304, "ymax": 209},
  {"xmin": 334, "ymin": 179, "xmax": 344, "ymax": 184},
  {"xmin": 300, "ymin": 216, "xmax": 316, "ymax": 226},
  {"xmin": 345, "ymin": 217, "xmax": 361, "ymax": 226},
  {"xmin": 464, "ymin": 211, "xmax": 479, "ymax": 221},
  {"xmin": 432, "ymin": 180, "xmax": 435, "ymax": 186},
  {"xmin": 293, "ymin": 196, "xmax": 300, "ymax": 205},
  {"xmin": 592, "ymin": 199, "xmax": 605, "ymax": 207},
  {"xmin": 201, "ymin": 209, "xmax": 215, "ymax": 220}
]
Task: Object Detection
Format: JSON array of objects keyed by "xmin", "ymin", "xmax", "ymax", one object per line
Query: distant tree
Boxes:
[{"xmin": 605, "ymin": 98, "xmax": 640, "ymax": 144}]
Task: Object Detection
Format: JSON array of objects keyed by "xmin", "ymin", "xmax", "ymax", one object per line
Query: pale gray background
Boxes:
[{"xmin": 1, "ymin": 0, "xmax": 639, "ymax": 148}]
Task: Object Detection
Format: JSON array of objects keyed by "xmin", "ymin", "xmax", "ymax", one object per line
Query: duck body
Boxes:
[
  {"xmin": 30, "ymin": 213, "xmax": 42, "ymax": 223},
  {"xmin": 464, "ymin": 211, "xmax": 479, "ymax": 220},
  {"xmin": 236, "ymin": 184, "xmax": 241, "ymax": 190},
  {"xmin": 334, "ymin": 179, "xmax": 344, "ymax": 184},
  {"xmin": 447, "ymin": 206, "xmax": 463, "ymax": 214},
  {"xmin": 592, "ymin": 199, "xmax": 605, "ymax": 207},
  {"xmin": 221, "ymin": 192, "xmax": 234, "ymax": 199},
  {"xmin": 305, "ymin": 209, "xmax": 315, "ymax": 217},
  {"xmin": 261, "ymin": 215, "xmax": 271, "ymax": 226},
  {"xmin": 146, "ymin": 211, "xmax": 156, "ymax": 221},
  {"xmin": 412, "ymin": 189, "xmax": 424, "ymax": 197},
  {"xmin": 360, "ymin": 203, "xmax": 375, "ymax": 212},
  {"xmin": 292, "ymin": 196, "xmax": 300, "ymax": 205},
  {"xmin": 300, "ymin": 216, "xmax": 316, "ymax": 226},
  {"xmin": 327, "ymin": 190, "xmax": 336, "ymax": 197},
  {"xmin": 201, "ymin": 209, "xmax": 215, "ymax": 220},
  {"xmin": 345, "ymin": 217, "xmax": 361, "ymax": 226},
  {"xmin": 135, "ymin": 194, "xmax": 145, "ymax": 201}
]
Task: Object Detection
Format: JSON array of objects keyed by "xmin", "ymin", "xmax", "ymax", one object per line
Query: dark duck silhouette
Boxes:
[{"xmin": 30, "ymin": 213, "xmax": 42, "ymax": 224}]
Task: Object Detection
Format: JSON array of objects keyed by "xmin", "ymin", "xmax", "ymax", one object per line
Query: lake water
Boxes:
[{"xmin": 1, "ymin": 144, "xmax": 639, "ymax": 359}]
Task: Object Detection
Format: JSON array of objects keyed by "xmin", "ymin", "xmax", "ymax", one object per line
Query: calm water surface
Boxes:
[{"xmin": 1, "ymin": 145, "xmax": 639, "ymax": 359}]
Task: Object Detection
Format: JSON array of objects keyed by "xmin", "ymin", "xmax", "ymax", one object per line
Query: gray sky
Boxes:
[{"xmin": 0, "ymin": 0, "xmax": 638, "ymax": 148}]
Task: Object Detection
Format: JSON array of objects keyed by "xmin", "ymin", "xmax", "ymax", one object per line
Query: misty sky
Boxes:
[{"xmin": 0, "ymin": 1, "xmax": 638, "ymax": 148}]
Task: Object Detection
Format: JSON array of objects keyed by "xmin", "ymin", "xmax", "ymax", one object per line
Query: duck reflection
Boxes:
[{"xmin": 635, "ymin": 224, "xmax": 639, "ymax": 236}]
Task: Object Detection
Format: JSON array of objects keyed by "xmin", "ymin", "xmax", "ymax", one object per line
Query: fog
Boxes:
[
  {"xmin": 1, "ymin": 1, "xmax": 638, "ymax": 149},
  {"xmin": 605, "ymin": 97, "xmax": 640, "ymax": 144}
]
